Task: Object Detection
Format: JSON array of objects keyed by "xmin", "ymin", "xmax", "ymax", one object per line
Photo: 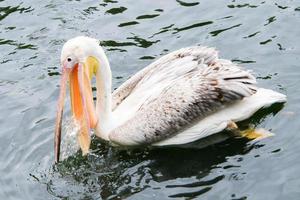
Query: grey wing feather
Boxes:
[{"xmin": 110, "ymin": 46, "xmax": 256, "ymax": 145}]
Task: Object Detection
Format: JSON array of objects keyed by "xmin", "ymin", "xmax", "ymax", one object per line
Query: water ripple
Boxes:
[
  {"xmin": 210, "ymin": 24, "xmax": 242, "ymax": 37},
  {"xmin": 243, "ymin": 31, "xmax": 260, "ymax": 38},
  {"xmin": 0, "ymin": 4, "xmax": 34, "ymax": 21},
  {"xmin": 118, "ymin": 21, "xmax": 139, "ymax": 27},
  {"xmin": 150, "ymin": 24, "xmax": 174, "ymax": 38},
  {"xmin": 170, "ymin": 187, "xmax": 212, "ymax": 198},
  {"xmin": 166, "ymin": 175, "xmax": 224, "ymax": 188},
  {"xmin": 173, "ymin": 21, "xmax": 213, "ymax": 34},
  {"xmin": 176, "ymin": 0, "xmax": 199, "ymax": 7},
  {"xmin": 227, "ymin": 3, "xmax": 258, "ymax": 9},
  {"xmin": 264, "ymin": 16, "xmax": 276, "ymax": 26},
  {"xmin": 275, "ymin": 3, "xmax": 288, "ymax": 10},
  {"xmin": 260, "ymin": 39, "xmax": 272, "ymax": 45},
  {"xmin": 0, "ymin": 38, "xmax": 37, "ymax": 50},
  {"xmin": 136, "ymin": 14, "xmax": 160, "ymax": 20},
  {"xmin": 105, "ymin": 6, "xmax": 127, "ymax": 15}
]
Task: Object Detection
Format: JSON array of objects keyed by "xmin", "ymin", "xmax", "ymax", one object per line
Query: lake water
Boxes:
[{"xmin": 0, "ymin": 0, "xmax": 300, "ymax": 199}]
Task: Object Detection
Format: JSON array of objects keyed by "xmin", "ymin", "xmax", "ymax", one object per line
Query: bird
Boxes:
[{"xmin": 54, "ymin": 36, "xmax": 286, "ymax": 162}]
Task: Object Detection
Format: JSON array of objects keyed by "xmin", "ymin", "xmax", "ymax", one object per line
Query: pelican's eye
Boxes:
[{"xmin": 64, "ymin": 56, "xmax": 75, "ymax": 69}]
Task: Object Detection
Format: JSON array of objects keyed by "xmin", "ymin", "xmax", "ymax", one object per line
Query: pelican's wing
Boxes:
[
  {"xmin": 112, "ymin": 47, "xmax": 218, "ymax": 110},
  {"xmin": 110, "ymin": 47, "xmax": 257, "ymax": 145},
  {"xmin": 112, "ymin": 65, "xmax": 152, "ymax": 111}
]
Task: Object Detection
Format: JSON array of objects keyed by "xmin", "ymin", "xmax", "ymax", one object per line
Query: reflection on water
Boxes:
[
  {"xmin": 0, "ymin": 0, "xmax": 300, "ymax": 199},
  {"xmin": 44, "ymin": 137, "xmax": 254, "ymax": 199}
]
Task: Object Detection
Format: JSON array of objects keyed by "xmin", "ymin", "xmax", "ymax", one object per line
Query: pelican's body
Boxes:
[{"xmin": 54, "ymin": 36, "xmax": 286, "ymax": 162}]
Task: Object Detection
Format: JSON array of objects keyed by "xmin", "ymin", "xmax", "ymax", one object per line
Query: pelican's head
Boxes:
[{"xmin": 55, "ymin": 36, "xmax": 100, "ymax": 163}]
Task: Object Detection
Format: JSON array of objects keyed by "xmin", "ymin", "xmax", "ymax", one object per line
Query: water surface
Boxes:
[{"xmin": 0, "ymin": 0, "xmax": 300, "ymax": 199}]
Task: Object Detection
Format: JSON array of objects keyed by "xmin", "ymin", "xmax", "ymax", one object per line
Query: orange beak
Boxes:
[{"xmin": 54, "ymin": 60, "xmax": 98, "ymax": 163}]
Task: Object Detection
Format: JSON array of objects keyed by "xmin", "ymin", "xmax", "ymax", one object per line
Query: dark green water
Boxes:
[{"xmin": 1, "ymin": 0, "xmax": 299, "ymax": 199}]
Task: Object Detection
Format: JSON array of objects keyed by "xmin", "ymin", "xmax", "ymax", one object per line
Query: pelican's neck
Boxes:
[{"xmin": 94, "ymin": 48, "xmax": 113, "ymax": 140}]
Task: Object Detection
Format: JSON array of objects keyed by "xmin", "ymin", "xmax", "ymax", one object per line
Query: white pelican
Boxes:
[{"xmin": 54, "ymin": 36, "xmax": 286, "ymax": 162}]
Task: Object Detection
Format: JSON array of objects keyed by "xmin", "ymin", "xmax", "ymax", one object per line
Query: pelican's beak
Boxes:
[
  {"xmin": 55, "ymin": 58, "xmax": 98, "ymax": 163},
  {"xmin": 54, "ymin": 67, "xmax": 70, "ymax": 163}
]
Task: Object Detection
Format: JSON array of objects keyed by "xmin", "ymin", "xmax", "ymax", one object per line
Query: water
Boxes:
[{"xmin": 0, "ymin": 0, "xmax": 299, "ymax": 199}]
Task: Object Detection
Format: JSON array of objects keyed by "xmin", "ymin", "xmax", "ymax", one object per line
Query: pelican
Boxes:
[{"xmin": 54, "ymin": 36, "xmax": 286, "ymax": 162}]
